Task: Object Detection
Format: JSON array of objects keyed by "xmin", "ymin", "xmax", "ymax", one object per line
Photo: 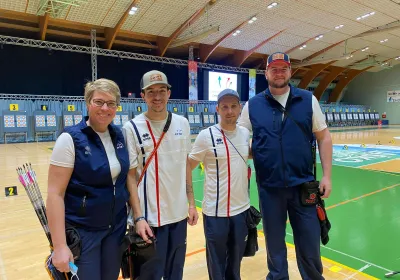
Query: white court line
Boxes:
[
  {"xmin": 345, "ymin": 264, "xmax": 371, "ymax": 280},
  {"xmin": 0, "ymin": 248, "xmax": 8, "ymax": 280},
  {"xmin": 286, "ymin": 232, "xmax": 392, "ymax": 272},
  {"xmin": 358, "ymin": 157, "xmax": 399, "ymax": 168}
]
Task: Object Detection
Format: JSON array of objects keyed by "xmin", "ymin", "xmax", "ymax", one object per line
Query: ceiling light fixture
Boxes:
[
  {"xmin": 379, "ymin": 39, "xmax": 388, "ymax": 43},
  {"xmin": 356, "ymin": 11, "xmax": 375, "ymax": 20},
  {"xmin": 267, "ymin": 2, "xmax": 278, "ymax": 9},
  {"xmin": 248, "ymin": 16, "xmax": 257, "ymax": 24},
  {"xmin": 232, "ymin": 30, "xmax": 241, "ymax": 36},
  {"xmin": 299, "ymin": 45, "xmax": 307, "ymax": 50},
  {"xmin": 315, "ymin": 35, "xmax": 323, "ymax": 40},
  {"xmin": 335, "ymin": 24, "xmax": 344, "ymax": 29},
  {"xmin": 129, "ymin": 6, "xmax": 138, "ymax": 15}
]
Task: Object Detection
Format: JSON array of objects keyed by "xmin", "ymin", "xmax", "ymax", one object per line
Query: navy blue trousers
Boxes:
[
  {"xmin": 203, "ymin": 211, "xmax": 248, "ymax": 280},
  {"xmin": 74, "ymin": 215, "xmax": 127, "ymax": 280},
  {"xmin": 258, "ymin": 186, "xmax": 324, "ymax": 280},
  {"xmin": 139, "ymin": 219, "xmax": 187, "ymax": 280}
]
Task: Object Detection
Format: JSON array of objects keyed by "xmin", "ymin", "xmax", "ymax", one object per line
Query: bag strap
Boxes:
[
  {"xmin": 132, "ymin": 111, "xmax": 172, "ymax": 187},
  {"xmin": 211, "ymin": 126, "xmax": 251, "ymax": 194},
  {"xmin": 264, "ymin": 91, "xmax": 317, "ymax": 179},
  {"xmin": 212, "ymin": 125, "xmax": 247, "ymax": 166}
]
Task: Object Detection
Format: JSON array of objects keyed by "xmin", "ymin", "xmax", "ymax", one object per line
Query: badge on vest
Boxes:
[
  {"xmin": 142, "ymin": 133, "xmax": 151, "ymax": 141},
  {"xmin": 85, "ymin": 146, "xmax": 92, "ymax": 156},
  {"xmin": 117, "ymin": 141, "xmax": 124, "ymax": 149},
  {"xmin": 175, "ymin": 129, "xmax": 183, "ymax": 136}
]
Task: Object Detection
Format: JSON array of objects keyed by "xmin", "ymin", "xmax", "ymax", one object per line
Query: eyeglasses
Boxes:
[{"xmin": 91, "ymin": 99, "xmax": 118, "ymax": 108}]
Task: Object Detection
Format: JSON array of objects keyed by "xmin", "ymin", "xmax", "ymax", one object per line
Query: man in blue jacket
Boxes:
[{"xmin": 238, "ymin": 52, "xmax": 333, "ymax": 280}]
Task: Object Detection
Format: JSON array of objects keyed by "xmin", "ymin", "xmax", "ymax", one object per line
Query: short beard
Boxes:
[{"xmin": 269, "ymin": 78, "xmax": 289, "ymax": 89}]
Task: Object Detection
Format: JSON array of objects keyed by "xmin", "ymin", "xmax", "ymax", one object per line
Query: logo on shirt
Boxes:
[
  {"xmin": 175, "ymin": 128, "xmax": 183, "ymax": 136},
  {"xmin": 216, "ymin": 138, "xmax": 223, "ymax": 145},
  {"xmin": 142, "ymin": 133, "xmax": 151, "ymax": 141},
  {"xmin": 117, "ymin": 141, "xmax": 124, "ymax": 149},
  {"xmin": 84, "ymin": 146, "xmax": 91, "ymax": 156}
]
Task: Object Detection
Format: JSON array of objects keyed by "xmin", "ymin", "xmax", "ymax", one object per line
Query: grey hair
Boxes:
[{"xmin": 84, "ymin": 78, "xmax": 121, "ymax": 105}]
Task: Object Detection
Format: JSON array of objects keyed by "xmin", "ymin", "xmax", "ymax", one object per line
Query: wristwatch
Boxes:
[{"xmin": 134, "ymin": 216, "xmax": 146, "ymax": 224}]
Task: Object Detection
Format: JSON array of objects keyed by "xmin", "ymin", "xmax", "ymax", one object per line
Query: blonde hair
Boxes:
[{"xmin": 84, "ymin": 78, "xmax": 121, "ymax": 105}]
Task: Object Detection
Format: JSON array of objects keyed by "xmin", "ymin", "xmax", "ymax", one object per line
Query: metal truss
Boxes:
[
  {"xmin": 0, "ymin": 34, "xmax": 264, "ymax": 75},
  {"xmin": 91, "ymin": 29, "xmax": 97, "ymax": 81},
  {"xmin": 37, "ymin": 0, "xmax": 88, "ymax": 17},
  {"xmin": 0, "ymin": 93, "xmax": 222, "ymax": 105}
]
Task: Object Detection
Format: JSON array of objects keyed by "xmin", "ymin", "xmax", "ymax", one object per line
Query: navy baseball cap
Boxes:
[
  {"xmin": 267, "ymin": 52, "xmax": 291, "ymax": 68},
  {"xmin": 217, "ymin": 89, "xmax": 239, "ymax": 102}
]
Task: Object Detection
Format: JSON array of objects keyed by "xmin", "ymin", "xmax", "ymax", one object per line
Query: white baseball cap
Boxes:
[{"xmin": 140, "ymin": 70, "xmax": 171, "ymax": 91}]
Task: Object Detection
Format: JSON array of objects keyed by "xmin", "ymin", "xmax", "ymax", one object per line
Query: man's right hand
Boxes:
[
  {"xmin": 136, "ymin": 220, "xmax": 154, "ymax": 244},
  {"xmin": 52, "ymin": 244, "xmax": 73, "ymax": 273}
]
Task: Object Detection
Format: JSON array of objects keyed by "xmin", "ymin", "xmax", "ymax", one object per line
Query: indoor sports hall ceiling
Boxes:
[{"xmin": 0, "ymin": 0, "xmax": 400, "ymax": 81}]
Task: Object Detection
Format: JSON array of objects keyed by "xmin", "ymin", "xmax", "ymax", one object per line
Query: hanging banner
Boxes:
[
  {"xmin": 387, "ymin": 90, "xmax": 400, "ymax": 102},
  {"xmin": 188, "ymin": 61, "xmax": 198, "ymax": 101},
  {"xmin": 249, "ymin": 69, "xmax": 256, "ymax": 99}
]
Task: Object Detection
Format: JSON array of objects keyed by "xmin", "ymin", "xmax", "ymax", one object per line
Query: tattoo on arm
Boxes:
[{"xmin": 186, "ymin": 183, "xmax": 193, "ymax": 195}]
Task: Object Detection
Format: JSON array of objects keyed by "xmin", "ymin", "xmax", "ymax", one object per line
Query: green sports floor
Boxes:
[{"xmin": 190, "ymin": 128, "xmax": 400, "ymax": 279}]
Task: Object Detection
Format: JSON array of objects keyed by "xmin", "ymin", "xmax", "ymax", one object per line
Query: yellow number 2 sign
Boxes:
[
  {"xmin": 9, "ymin": 104, "xmax": 18, "ymax": 111},
  {"xmin": 117, "ymin": 106, "xmax": 122, "ymax": 112},
  {"xmin": 67, "ymin": 105, "xmax": 75, "ymax": 111},
  {"xmin": 5, "ymin": 186, "xmax": 18, "ymax": 197}
]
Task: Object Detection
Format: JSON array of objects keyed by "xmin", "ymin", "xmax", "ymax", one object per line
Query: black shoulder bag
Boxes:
[{"xmin": 212, "ymin": 126, "xmax": 262, "ymax": 257}]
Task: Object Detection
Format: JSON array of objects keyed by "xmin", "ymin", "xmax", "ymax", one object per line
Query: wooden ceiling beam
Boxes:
[
  {"xmin": 199, "ymin": 18, "xmax": 250, "ymax": 63},
  {"xmin": 329, "ymin": 56, "xmax": 396, "ymax": 102},
  {"xmin": 157, "ymin": 0, "xmax": 217, "ymax": 57},
  {"xmin": 297, "ymin": 61, "xmax": 336, "ymax": 89},
  {"xmin": 302, "ymin": 40, "xmax": 345, "ymax": 62},
  {"xmin": 39, "ymin": 13, "xmax": 49, "ymax": 40},
  {"xmin": 328, "ymin": 68, "xmax": 367, "ymax": 102},
  {"xmin": 313, "ymin": 66, "xmax": 345, "ymax": 100},
  {"xmin": 286, "ymin": 37, "xmax": 315, "ymax": 54},
  {"xmin": 104, "ymin": 0, "xmax": 140, "ymax": 50},
  {"xmin": 231, "ymin": 29, "xmax": 286, "ymax": 67}
]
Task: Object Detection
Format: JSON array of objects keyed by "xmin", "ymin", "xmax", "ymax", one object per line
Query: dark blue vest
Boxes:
[
  {"xmin": 64, "ymin": 117, "xmax": 129, "ymax": 230},
  {"xmin": 249, "ymin": 84, "xmax": 315, "ymax": 188}
]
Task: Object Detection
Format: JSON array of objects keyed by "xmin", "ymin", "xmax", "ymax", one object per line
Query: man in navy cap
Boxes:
[
  {"xmin": 239, "ymin": 52, "xmax": 333, "ymax": 279},
  {"xmin": 188, "ymin": 89, "xmax": 252, "ymax": 280}
]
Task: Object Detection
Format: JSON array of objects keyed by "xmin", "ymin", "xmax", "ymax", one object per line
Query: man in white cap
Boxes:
[
  {"xmin": 188, "ymin": 89, "xmax": 251, "ymax": 280},
  {"xmin": 122, "ymin": 70, "xmax": 198, "ymax": 280}
]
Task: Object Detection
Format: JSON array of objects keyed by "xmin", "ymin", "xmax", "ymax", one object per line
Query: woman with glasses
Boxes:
[{"xmin": 46, "ymin": 78, "xmax": 132, "ymax": 279}]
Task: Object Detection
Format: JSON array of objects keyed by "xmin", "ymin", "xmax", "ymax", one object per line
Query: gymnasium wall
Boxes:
[
  {"xmin": 343, "ymin": 64, "xmax": 400, "ymax": 124},
  {"xmin": 0, "ymin": 44, "xmax": 270, "ymax": 101}
]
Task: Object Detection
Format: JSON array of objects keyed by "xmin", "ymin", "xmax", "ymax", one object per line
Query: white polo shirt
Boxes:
[
  {"xmin": 239, "ymin": 90, "xmax": 327, "ymax": 133},
  {"xmin": 189, "ymin": 124, "xmax": 251, "ymax": 217},
  {"xmin": 122, "ymin": 113, "xmax": 191, "ymax": 227}
]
